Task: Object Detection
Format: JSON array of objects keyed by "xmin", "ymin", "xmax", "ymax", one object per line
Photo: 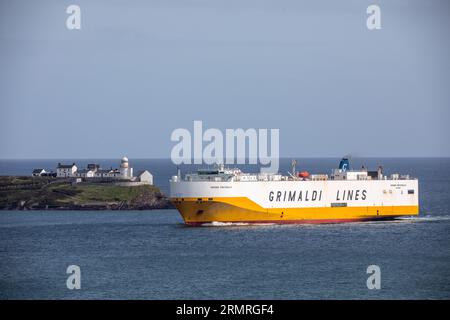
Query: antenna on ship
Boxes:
[
  {"xmin": 288, "ymin": 159, "xmax": 298, "ymax": 180},
  {"xmin": 291, "ymin": 159, "xmax": 297, "ymax": 176}
]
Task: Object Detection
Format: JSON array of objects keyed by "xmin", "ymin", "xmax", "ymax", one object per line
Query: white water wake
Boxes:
[{"xmin": 396, "ymin": 215, "xmax": 450, "ymax": 222}]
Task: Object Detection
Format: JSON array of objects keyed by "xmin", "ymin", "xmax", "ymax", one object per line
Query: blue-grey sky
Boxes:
[{"xmin": 0, "ymin": 0, "xmax": 449, "ymax": 159}]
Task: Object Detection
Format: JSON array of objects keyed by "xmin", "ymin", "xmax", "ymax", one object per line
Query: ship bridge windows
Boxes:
[
  {"xmin": 198, "ymin": 170, "xmax": 219, "ymax": 175},
  {"xmin": 408, "ymin": 189, "xmax": 415, "ymax": 194}
]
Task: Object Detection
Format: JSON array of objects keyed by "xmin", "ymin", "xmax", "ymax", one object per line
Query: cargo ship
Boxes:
[{"xmin": 169, "ymin": 158, "xmax": 419, "ymax": 225}]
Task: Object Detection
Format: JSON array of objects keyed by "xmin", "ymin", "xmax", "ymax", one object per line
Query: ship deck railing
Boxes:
[{"xmin": 178, "ymin": 174, "xmax": 415, "ymax": 182}]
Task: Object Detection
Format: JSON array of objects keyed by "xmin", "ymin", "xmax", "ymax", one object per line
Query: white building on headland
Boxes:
[
  {"xmin": 137, "ymin": 170, "xmax": 153, "ymax": 185},
  {"xmin": 32, "ymin": 169, "xmax": 46, "ymax": 176},
  {"xmin": 54, "ymin": 157, "xmax": 152, "ymax": 184},
  {"xmin": 119, "ymin": 157, "xmax": 133, "ymax": 179},
  {"xmin": 94, "ymin": 168, "xmax": 122, "ymax": 179},
  {"xmin": 75, "ymin": 169, "xmax": 95, "ymax": 178},
  {"xmin": 56, "ymin": 163, "xmax": 77, "ymax": 177}
]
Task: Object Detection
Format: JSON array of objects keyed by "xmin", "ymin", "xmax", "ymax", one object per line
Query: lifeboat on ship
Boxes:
[{"xmin": 298, "ymin": 171, "xmax": 309, "ymax": 178}]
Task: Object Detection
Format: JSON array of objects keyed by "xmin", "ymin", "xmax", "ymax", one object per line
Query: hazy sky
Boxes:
[{"xmin": 0, "ymin": 0, "xmax": 449, "ymax": 159}]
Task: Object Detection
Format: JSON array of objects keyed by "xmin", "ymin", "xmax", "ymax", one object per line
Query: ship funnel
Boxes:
[{"xmin": 339, "ymin": 157, "xmax": 350, "ymax": 172}]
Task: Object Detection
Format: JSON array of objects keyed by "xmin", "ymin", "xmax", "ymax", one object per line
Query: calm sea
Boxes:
[{"xmin": 0, "ymin": 158, "xmax": 449, "ymax": 299}]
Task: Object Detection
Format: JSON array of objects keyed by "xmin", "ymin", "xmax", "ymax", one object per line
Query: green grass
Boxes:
[
  {"xmin": 0, "ymin": 176, "xmax": 164, "ymax": 208},
  {"xmin": 60, "ymin": 183, "xmax": 160, "ymax": 203}
]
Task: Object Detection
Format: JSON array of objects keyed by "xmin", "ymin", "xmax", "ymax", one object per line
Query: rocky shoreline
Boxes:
[
  {"xmin": 0, "ymin": 176, "xmax": 174, "ymax": 211},
  {"xmin": 2, "ymin": 198, "xmax": 175, "ymax": 211}
]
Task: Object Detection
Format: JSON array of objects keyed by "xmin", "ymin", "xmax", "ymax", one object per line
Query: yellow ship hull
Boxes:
[{"xmin": 172, "ymin": 197, "xmax": 419, "ymax": 226}]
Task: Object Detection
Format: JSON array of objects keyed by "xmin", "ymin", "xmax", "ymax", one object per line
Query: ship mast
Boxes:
[{"xmin": 291, "ymin": 159, "xmax": 297, "ymax": 176}]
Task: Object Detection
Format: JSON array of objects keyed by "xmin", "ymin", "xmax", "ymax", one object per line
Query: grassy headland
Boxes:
[{"xmin": 0, "ymin": 176, "xmax": 173, "ymax": 210}]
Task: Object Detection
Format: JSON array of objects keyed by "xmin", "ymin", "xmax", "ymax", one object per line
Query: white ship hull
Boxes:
[{"xmin": 170, "ymin": 179, "xmax": 419, "ymax": 225}]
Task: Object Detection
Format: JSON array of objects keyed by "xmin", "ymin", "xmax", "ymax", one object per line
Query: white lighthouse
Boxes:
[{"xmin": 120, "ymin": 156, "xmax": 133, "ymax": 179}]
